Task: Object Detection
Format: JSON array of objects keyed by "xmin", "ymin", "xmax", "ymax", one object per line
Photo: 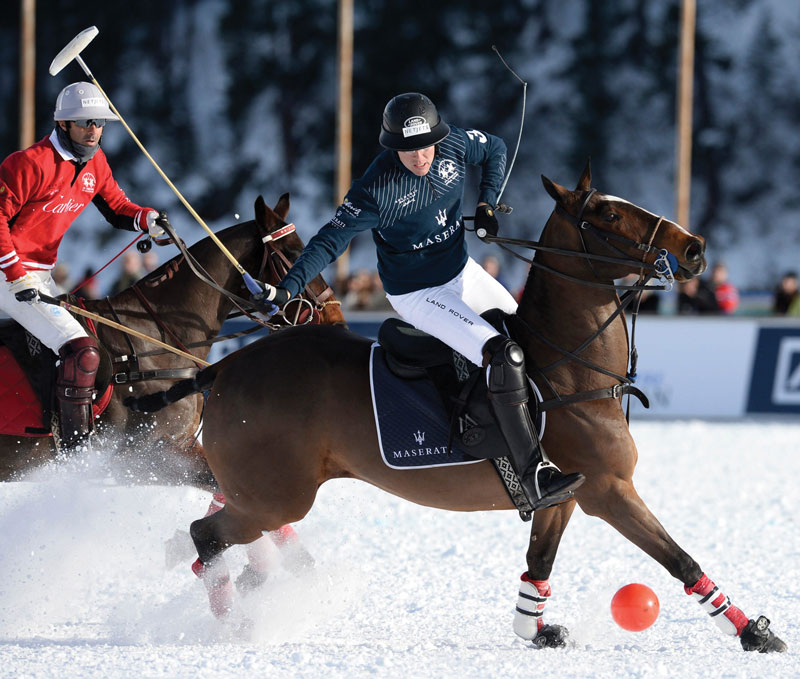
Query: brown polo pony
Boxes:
[
  {"xmin": 0, "ymin": 193, "xmax": 344, "ymax": 487},
  {"xmin": 127, "ymin": 164, "xmax": 785, "ymax": 652}
]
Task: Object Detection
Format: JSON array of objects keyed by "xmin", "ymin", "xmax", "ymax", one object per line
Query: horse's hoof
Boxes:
[
  {"xmin": 740, "ymin": 616, "xmax": 787, "ymax": 653},
  {"xmin": 164, "ymin": 529, "xmax": 196, "ymax": 570},
  {"xmin": 235, "ymin": 563, "xmax": 268, "ymax": 593},
  {"xmin": 531, "ymin": 624, "xmax": 569, "ymax": 649}
]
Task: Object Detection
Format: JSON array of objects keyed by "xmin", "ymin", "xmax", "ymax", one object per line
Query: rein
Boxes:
[
  {"xmin": 484, "ymin": 189, "xmax": 677, "ymax": 418},
  {"xmin": 102, "ymin": 219, "xmax": 341, "ymax": 382},
  {"xmin": 483, "ymin": 195, "xmax": 676, "ymax": 292}
]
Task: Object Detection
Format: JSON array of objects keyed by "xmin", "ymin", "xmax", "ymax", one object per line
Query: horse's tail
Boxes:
[{"xmin": 123, "ymin": 365, "xmax": 218, "ymax": 413}]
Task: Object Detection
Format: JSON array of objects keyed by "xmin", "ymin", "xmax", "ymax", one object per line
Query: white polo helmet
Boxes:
[{"xmin": 54, "ymin": 82, "xmax": 119, "ymax": 121}]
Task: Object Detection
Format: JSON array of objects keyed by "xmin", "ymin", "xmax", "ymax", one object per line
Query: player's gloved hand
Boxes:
[
  {"xmin": 250, "ymin": 280, "xmax": 291, "ymax": 314},
  {"xmin": 9, "ymin": 273, "xmax": 39, "ymax": 304},
  {"xmin": 145, "ymin": 210, "xmax": 169, "ymax": 239},
  {"xmin": 474, "ymin": 204, "xmax": 499, "ymax": 240}
]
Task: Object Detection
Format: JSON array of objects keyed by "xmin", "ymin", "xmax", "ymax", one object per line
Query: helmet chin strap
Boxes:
[{"xmin": 55, "ymin": 123, "xmax": 101, "ymax": 163}]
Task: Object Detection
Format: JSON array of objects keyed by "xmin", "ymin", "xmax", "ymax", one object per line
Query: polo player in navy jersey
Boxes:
[{"xmin": 251, "ymin": 92, "xmax": 585, "ymax": 510}]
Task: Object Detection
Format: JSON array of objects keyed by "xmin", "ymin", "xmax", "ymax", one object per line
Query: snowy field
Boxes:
[{"xmin": 0, "ymin": 419, "xmax": 797, "ymax": 679}]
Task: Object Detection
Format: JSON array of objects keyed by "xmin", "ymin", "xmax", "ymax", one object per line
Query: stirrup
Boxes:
[{"xmin": 529, "ymin": 460, "xmax": 585, "ymax": 510}]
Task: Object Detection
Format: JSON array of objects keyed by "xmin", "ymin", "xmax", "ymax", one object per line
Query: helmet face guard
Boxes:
[
  {"xmin": 379, "ymin": 92, "xmax": 450, "ymax": 151},
  {"xmin": 54, "ymin": 82, "xmax": 119, "ymax": 122}
]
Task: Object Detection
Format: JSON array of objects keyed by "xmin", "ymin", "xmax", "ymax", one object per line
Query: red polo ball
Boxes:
[{"xmin": 611, "ymin": 583, "xmax": 660, "ymax": 631}]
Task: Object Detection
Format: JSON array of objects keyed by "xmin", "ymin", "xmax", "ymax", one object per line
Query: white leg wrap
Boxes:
[
  {"xmin": 687, "ymin": 588, "xmax": 739, "ymax": 635},
  {"xmin": 684, "ymin": 573, "xmax": 749, "ymax": 637},
  {"xmin": 513, "ymin": 575, "xmax": 550, "ymax": 640}
]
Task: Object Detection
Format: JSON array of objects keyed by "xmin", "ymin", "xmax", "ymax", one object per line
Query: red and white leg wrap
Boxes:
[
  {"xmin": 269, "ymin": 523, "xmax": 299, "ymax": 547},
  {"xmin": 513, "ymin": 573, "xmax": 551, "ymax": 640},
  {"xmin": 204, "ymin": 492, "xmax": 226, "ymax": 517},
  {"xmin": 192, "ymin": 557, "xmax": 234, "ymax": 619},
  {"xmin": 684, "ymin": 573, "xmax": 749, "ymax": 636}
]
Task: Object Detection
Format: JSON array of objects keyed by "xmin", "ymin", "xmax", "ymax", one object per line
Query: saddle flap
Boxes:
[
  {"xmin": 0, "ymin": 346, "xmax": 48, "ymax": 435},
  {"xmin": 0, "ymin": 316, "xmax": 114, "ymax": 438}
]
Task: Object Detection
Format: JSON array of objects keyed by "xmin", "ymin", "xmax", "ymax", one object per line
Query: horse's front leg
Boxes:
[
  {"xmin": 580, "ymin": 474, "xmax": 787, "ymax": 653},
  {"xmin": 513, "ymin": 500, "xmax": 576, "ymax": 647}
]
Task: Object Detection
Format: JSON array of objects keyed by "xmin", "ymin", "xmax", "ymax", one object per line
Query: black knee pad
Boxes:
[{"xmin": 482, "ymin": 336, "xmax": 529, "ymax": 403}]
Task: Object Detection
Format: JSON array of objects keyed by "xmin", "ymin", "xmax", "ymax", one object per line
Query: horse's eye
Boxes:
[{"xmin": 605, "ymin": 212, "xmax": 620, "ymax": 223}]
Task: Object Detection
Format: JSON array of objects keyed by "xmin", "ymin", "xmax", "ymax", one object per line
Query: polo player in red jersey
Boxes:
[{"xmin": 0, "ymin": 82, "xmax": 169, "ymax": 451}]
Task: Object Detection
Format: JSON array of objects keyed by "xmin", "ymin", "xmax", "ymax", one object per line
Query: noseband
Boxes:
[{"xmin": 554, "ymin": 188, "xmax": 678, "ymax": 288}]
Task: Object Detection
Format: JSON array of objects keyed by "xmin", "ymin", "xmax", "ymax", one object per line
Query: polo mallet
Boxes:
[
  {"xmin": 49, "ymin": 26, "xmax": 263, "ymax": 295},
  {"xmin": 37, "ymin": 293, "xmax": 209, "ymax": 367}
]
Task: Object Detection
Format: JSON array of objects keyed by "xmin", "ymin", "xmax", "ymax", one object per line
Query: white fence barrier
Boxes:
[{"xmin": 209, "ymin": 313, "xmax": 800, "ymax": 418}]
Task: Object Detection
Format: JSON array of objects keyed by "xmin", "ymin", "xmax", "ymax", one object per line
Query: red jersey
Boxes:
[
  {"xmin": 0, "ymin": 131, "xmax": 153, "ymax": 282},
  {"xmin": 714, "ymin": 281, "xmax": 740, "ymax": 314}
]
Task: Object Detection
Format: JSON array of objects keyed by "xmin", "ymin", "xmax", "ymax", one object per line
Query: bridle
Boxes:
[
  {"xmin": 149, "ymin": 217, "xmax": 339, "ymax": 328},
  {"xmin": 259, "ymin": 225, "xmax": 340, "ymax": 326},
  {"xmin": 481, "ymin": 188, "xmax": 682, "ymax": 420},
  {"xmin": 486, "ymin": 189, "xmax": 678, "ymax": 292},
  {"xmin": 106, "ymin": 218, "xmax": 341, "ymax": 383}
]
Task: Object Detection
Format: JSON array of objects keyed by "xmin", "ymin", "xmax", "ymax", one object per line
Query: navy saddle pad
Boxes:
[{"xmin": 369, "ymin": 315, "xmax": 545, "ymax": 470}]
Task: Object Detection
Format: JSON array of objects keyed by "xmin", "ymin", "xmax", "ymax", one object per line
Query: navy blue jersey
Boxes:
[{"xmin": 280, "ymin": 125, "xmax": 506, "ymax": 296}]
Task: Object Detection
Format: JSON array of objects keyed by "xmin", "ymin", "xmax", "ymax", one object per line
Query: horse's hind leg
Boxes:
[
  {"xmin": 190, "ymin": 507, "xmax": 262, "ymax": 619},
  {"xmin": 582, "ymin": 477, "xmax": 786, "ymax": 652},
  {"xmin": 198, "ymin": 492, "xmax": 314, "ymax": 591}
]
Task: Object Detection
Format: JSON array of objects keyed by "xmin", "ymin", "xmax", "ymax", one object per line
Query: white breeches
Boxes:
[
  {"xmin": 385, "ymin": 257, "xmax": 518, "ymax": 366},
  {"xmin": 0, "ymin": 270, "xmax": 87, "ymax": 352}
]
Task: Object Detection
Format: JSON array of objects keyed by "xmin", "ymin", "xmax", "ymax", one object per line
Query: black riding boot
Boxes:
[
  {"xmin": 55, "ymin": 336, "xmax": 100, "ymax": 452},
  {"xmin": 483, "ymin": 336, "xmax": 585, "ymax": 510}
]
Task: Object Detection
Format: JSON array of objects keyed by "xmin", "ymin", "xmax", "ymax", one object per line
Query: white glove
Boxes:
[
  {"xmin": 8, "ymin": 273, "xmax": 39, "ymax": 304},
  {"xmin": 145, "ymin": 210, "xmax": 167, "ymax": 239}
]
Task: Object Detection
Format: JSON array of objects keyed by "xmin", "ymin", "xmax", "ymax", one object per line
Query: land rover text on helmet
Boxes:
[
  {"xmin": 54, "ymin": 82, "xmax": 119, "ymax": 122},
  {"xmin": 379, "ymin": 92, "xmax": 450, "ymax": 151}
]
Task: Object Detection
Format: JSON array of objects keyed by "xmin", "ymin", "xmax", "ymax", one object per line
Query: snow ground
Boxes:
[{"xmin": 0, "ymin": 419, "xmax": 797, "ymax": 679}]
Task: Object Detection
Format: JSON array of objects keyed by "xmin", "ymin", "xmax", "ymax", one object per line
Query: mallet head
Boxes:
[{"xmin": 49, "ymin": 26, "xmax": 99, "ymax": 76}]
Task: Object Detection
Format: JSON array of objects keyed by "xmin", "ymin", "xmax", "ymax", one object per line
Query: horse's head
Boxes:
[
  {"xmin": 254, "ymin": 194, "xmax": 345, "ymax": 326},
  {"xmin": 254, "ymin": 193, "xmax": 298, "ymax": 253},
  {"xmin": 541, "ymin": 161, "xmax": 707, "ymax": 283}
]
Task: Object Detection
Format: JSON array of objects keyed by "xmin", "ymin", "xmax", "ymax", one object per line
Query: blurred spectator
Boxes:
[
  {"xmin": 73, "ymin": 266, "xmax": 101, "ymax": 299},
  {"xmin": 514, "ymin": 263, "xmax": 532, "ymax": 303},
  {"xmin": 710, "ymin": 261, "xmax": 739, "ymax": 314},
  {"xmin": 341, "ymin": 269, "xmax": 395, "ymax": 311},
  {"xmin": 772, "ymin": 271, "xmax": 798, "ymax": 315},
  {"xmin": 341, "ymin": 269, "xmax": 371, "ymax": 310},
  {"xmin": 481, "ymin": 254, "xmax": 509, "ymax": 288},
  {"xmin": 677, "ymin": 277, "xmax": 720, "ymax": 314},
  {"xmin": 143, "ymin": 251, "xmax": 159, "ymax": 273},
  {"xmin": 368, "ymin": 271, "xmax": 393, "ymax": 310},
  {"xmin": 51, "ymin": 263, "xmax": 72, "ymax": 293},
  {"xmin": 342, "ymin": 269, "xmax": 376, "ymax": 311},
  {"xmin": 619, "ymin": 273, "xmax": 659, "ymax": 313},
  {"xmin": 111, "ymin": 250, "xmax": 144, "ymax": 294}
]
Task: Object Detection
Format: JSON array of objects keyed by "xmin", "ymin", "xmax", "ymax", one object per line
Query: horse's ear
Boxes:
[
  {"xmin": 274, "ymin": 193, "xmax": 290, "ymax": 220},
  {"xmin": 542, "ymin": 175, "xmax": 572, "ymax": 206},
  {"xmin": 576, "ymin": 158, "xmax": 592, "ymax": 191},
  {"xmin": 254, "ymin": 195, "xmax": 268, "ymax": 229}
]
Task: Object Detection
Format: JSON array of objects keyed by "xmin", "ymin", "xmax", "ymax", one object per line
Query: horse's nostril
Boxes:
[{"xmin": 686, "ymin": 241, "xmax": 703, "ymax": 262}]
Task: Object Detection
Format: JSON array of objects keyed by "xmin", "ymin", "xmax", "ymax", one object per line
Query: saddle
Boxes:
[
  {"xmin": 0, "ymin": 310, "xmax": 114, "ymax": 438},
  {"xmin": 377, "ymin": 310, "xmax": 543, "ymax": 456},
  {"xmin": 372, "ymin": 310, "xmax": 542, "ymax": 519}
]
